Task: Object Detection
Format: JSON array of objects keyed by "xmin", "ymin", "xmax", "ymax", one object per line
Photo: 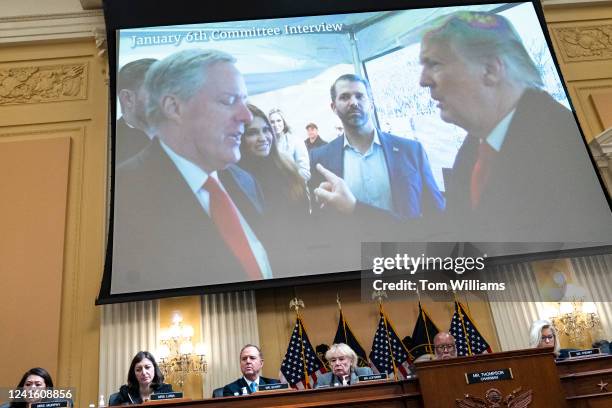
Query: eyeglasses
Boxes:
[
  {"xmin": 434, "ymin": 344, "xmax": 455, "ymax": 352},
  {"xmin": 541, "ymin": 335, "xmax": 555, "ymax": 342}
]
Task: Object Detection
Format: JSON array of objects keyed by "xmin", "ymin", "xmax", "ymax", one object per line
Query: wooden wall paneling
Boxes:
[
  {"xmin": 591, "ymin": 91, "xmax": 612, "ymax": 129},
  {"xmin": 564, "ymin": 80, "xmax": 612, "ymax": 138},
  {"xmin": 0, "ymin": 38, "xmax": 108, "ymax": 407},
  {"xmin": 0, "ymin": 133, "xmax": 70, "ymax": 388},
  {"xmin": 543, "ymin": 3, "xmax": 612, "ymax": 141}
]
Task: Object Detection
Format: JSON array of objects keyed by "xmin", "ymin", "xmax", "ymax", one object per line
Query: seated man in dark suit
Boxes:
[
  {"xmin": 315, "ymin": 343, "xmax": 373, "ymax": 388},
  {"xmin": 221, "ymin": 344, "xmax": 280, "ymax": 397}
]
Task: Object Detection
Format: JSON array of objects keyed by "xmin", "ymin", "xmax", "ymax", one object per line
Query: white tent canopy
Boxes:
[{"xmin": 118, "ymin": 3, "xmax": 507, "ymax": 95}]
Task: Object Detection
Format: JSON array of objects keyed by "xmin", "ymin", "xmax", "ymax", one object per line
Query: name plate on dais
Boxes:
[
  {"xmin": 150, "ymin": 391, "xmax": 183, "ymax": 400},
  {"xmin": 568, "ymin": 348, "xmax": 601, "ymax": 358},
  {"xmin": 359, "ymin": 373, "xmax": 388, "ymax": 382},
  {"xmin": 259, "ymin": 383, "xmax": 289, "ymax": 392},
  {"xmin": 465, "ymin": 368, "xmax": 513, "ymax": 384},
  {"xmin": 31, "ymin": 402, "xmax": 69, "ymax": 408}
]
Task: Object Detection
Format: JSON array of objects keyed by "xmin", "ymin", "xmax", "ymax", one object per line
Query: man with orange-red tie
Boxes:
[
  {"xmin": 418, "ymin": 11, "xmax": 589, "ymax": 241},
  {"xmin": 112, "ymin": 49, "xmax": 272, "ymax": 294}
]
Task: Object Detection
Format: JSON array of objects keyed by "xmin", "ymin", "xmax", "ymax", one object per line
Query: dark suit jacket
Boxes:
[
  {"xmin": 445, "ymin": 88, "xmax": 607, "ymax": 241},
  {"xmin": 314, "ymin": 367, "xmax": 374, "ymax": 388},
  {"xmin": 115, "ymin": 116, "xmax": 152, "ymax": 165},
  {"xmin": 109, "ymin": 383, "xmax": 173, "ymax": 405},
  {"xmin": 111, "ymin": 140, "xmax": 265, "ymax": 294},
  {"xmin": 221, "ymin": 376, "xmax": 280, "ymax": 397},
  {"xmin": 309, "ymin": 131, "xmax": 445, "ymax": 219}
]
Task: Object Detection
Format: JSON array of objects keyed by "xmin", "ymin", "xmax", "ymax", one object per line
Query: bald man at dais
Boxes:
[{"xmin": 433, "ymin": 332, "xmax": 458, "ymax": 360}]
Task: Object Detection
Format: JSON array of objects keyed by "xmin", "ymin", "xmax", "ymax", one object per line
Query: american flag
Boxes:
[
  {"xmin": 279, "ymin": 316, "xmax": 327, "ymax": 389},
  {"xmin": 368, "ymin": 306, "xmax": 412, "ymax": 379},
  {"xmin": 449, "ymin": 301, "xmax": 492, "ymax": 356}
]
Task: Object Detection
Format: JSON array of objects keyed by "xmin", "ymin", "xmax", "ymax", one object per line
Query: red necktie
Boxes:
[
  {"xmin": 203, "ymin": 177, "xmax": 263, "ymax": 280},
  {"xmin": 470, "ymin": 141, "xmax": 496, "ymax": 209}
]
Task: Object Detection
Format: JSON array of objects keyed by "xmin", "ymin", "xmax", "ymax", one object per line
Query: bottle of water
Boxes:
[{"xmin": 99, "ymin": 394, "xmax": 106, "ymax": 407}]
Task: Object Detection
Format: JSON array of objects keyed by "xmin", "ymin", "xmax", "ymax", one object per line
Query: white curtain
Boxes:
[
  {"xmin": 488, "ymin": 254, "xmax": 612, "ymax": 352},
  {"xmin": 570, "ymin": 254, "xmax": 612, "ymax": 340},
  {"xmin": 200, "ymin": 291, "xmax": 259, "ymax": 398},
  {"xmin": 99, "ymin": 300, "xmax": 159, "ymax": 402},
  {"xmin": 487, "ymin": 262, "xmax": 549, "ymax": 351}
]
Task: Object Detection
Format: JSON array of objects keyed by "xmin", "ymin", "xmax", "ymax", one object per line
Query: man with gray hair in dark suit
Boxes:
[
  {"xmin": 112, "ymin": 49, "xmax": 272, "ymax": 294},
  {"xmin": 418, "ymin": 10, "xmax": 605, "ymax": 241}
]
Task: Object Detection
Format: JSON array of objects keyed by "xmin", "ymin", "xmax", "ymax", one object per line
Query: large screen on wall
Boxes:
[{"xmin": 99, "ymin": 0, "xmax": 612, "ymax": 303}]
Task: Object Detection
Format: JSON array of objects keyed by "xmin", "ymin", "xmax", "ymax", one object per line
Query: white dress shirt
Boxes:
[{"xmin": 160, "ymin": 141, "xmax": 273, "ymax": 279}]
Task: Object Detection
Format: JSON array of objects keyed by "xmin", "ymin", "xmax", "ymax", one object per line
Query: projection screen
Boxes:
[{"xmin": 98, "ymin": 0, "xmax": 612, "ymax": 303}]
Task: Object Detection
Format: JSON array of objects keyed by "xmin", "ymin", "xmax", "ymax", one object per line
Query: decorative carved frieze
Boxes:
[
  {"xmin": 0, "ymin": 63, "xmax": 87, "ymax": 105},
  {"xmin": 553, "ymin": 24, "xmax": 612, "ymax": 61}
]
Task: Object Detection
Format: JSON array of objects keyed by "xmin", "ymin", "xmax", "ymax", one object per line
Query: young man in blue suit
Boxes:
[
  {"xmin": 309, "ymin": 74, "xmax": 445, "ymax": 222},
  {"xmin": 221, "ymin": 345, "xmax": 279, "ymax": 397}
]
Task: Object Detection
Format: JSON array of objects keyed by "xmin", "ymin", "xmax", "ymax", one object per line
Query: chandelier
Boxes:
[
  {"xmin": 157, "ymin": 311, "xmax": 207, "ymax": 389},
  {"xmin": 551, "ymin": 302, "xmax": 600, "ymax": 345}
]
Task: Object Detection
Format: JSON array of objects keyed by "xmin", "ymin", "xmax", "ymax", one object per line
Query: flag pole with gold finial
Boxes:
[
  {"xmin": 290, "ymin": 297, "xmax": 311, "ymax": 387},
  {"xmin": 337, "ymin": 293, "xmax": 348, "ymax": 342},
  {"xmin": 372, "ymin": 290, "xmax": 399, "ymax": 379},
  {"xmin": 416, "ymin": 288, "xmax": 434, "ymax": 355}
]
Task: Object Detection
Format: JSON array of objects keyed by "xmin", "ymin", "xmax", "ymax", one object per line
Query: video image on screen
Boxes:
[{"xmin": 109, "ymin": 1, "xmax": 612, "ymax": 296}]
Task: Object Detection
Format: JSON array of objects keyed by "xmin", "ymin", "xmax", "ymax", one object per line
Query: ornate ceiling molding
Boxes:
[
  {"xmin": 79, "ymin": 0, "xmax": 102, "ymax": 10},
  {"xmin": 0, "ymin": 10, "xmax": 105, "ymax": 45},
  {"xmin": 593, "ymin": 127, "xmax": 612, "ymax": 156}
]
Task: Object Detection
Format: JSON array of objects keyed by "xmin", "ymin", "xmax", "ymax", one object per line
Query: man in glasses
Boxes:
[
  {"xmin": 433, "ymin": 332, "xmax": 457, "ymax": 360},
  {"xmin": 419, "ymin": 11, "xmax": 594, "ymax": 241}
]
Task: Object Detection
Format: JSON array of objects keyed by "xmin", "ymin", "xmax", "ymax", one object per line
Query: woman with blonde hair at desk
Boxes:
[{"xmin": 529, "ymin": 319, "xmax": 560, "ymax": 357}]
